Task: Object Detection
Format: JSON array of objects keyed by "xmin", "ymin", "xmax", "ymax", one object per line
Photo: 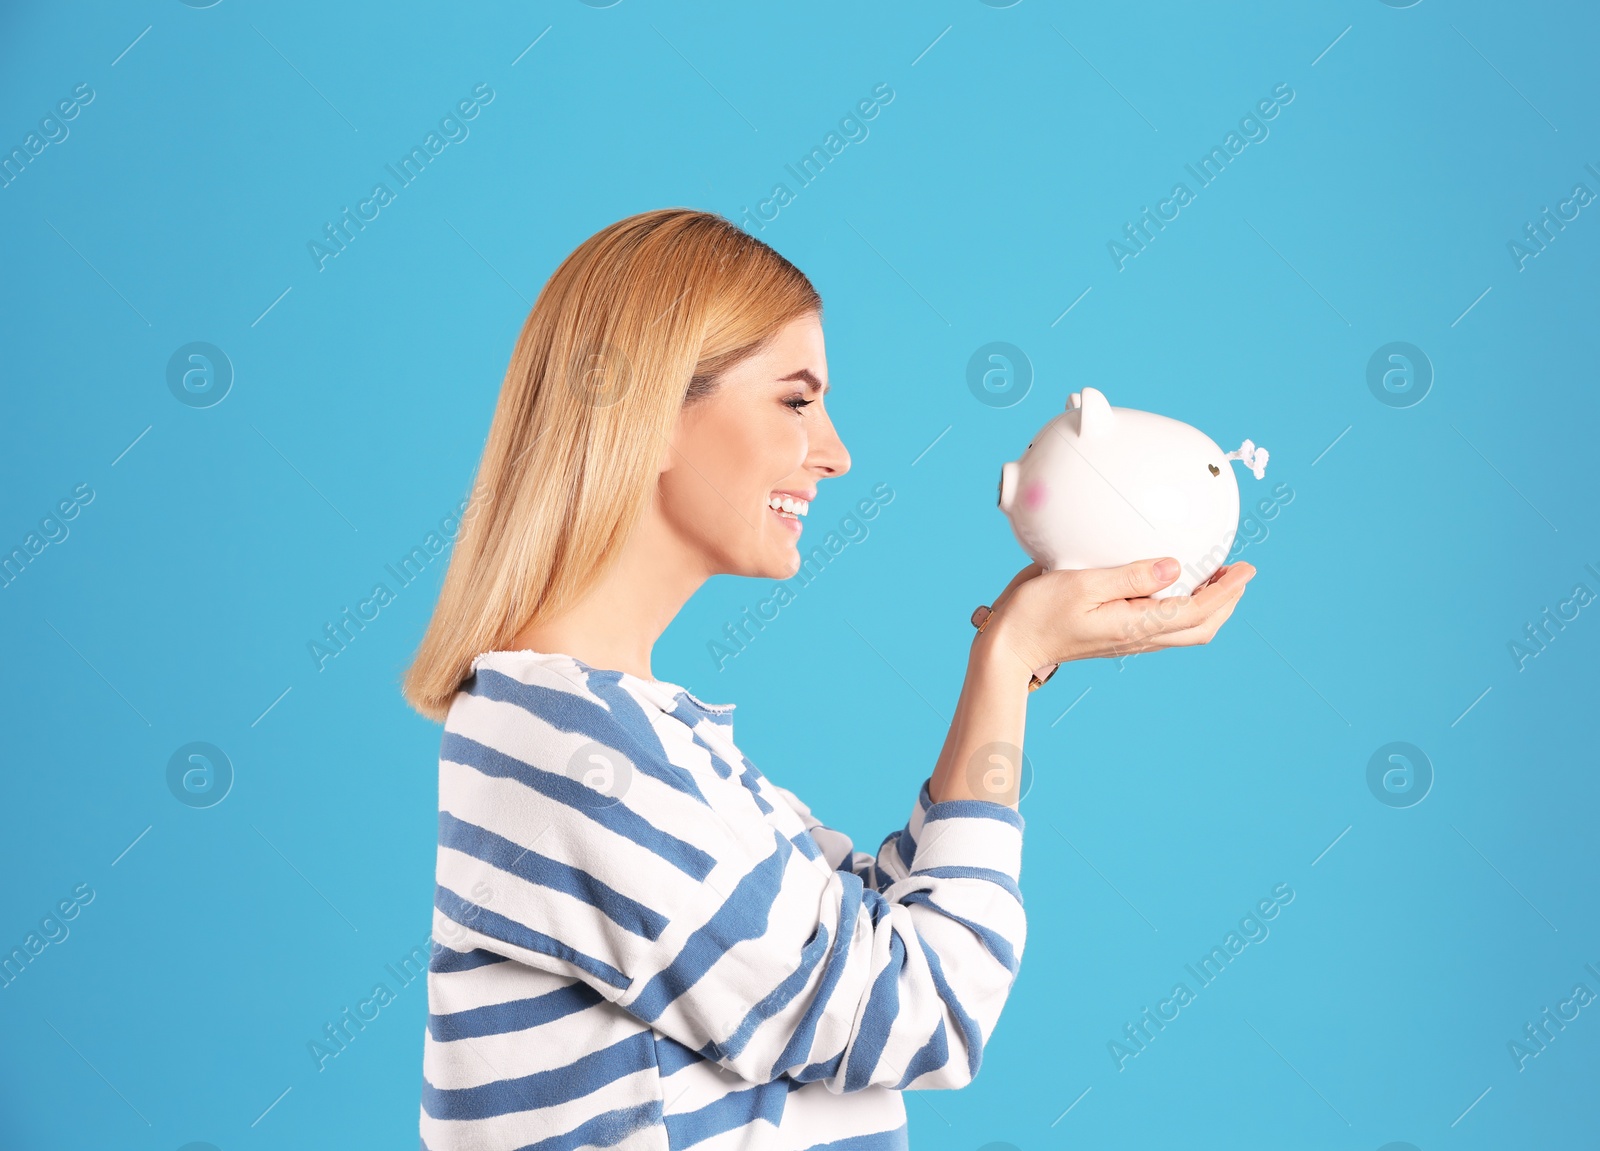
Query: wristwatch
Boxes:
[{"xmin": 970, "ymin": 604, "xmax": 1060, "ymax": 691}]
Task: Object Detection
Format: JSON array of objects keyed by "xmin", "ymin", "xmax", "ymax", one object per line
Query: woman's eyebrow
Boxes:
[{"xmin": 778, "ymin": 368, "xmax": 829, "ymax": 395}]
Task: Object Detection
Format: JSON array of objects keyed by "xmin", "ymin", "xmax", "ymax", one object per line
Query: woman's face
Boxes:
[{"xmin": 659, "ymin": 310, "xmax": 851, "ymax": 580}]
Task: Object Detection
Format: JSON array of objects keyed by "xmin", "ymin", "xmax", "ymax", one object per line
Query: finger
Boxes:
[
  {"xmin": 1081, "ymin": 557, "xmax": 1183, "ymax": 603},
  {"xmin": 1163, "ymin": 561, "xmax": 1252, "ymax": 604},
  {"xmin": 1203, "ymin": 561, "xmax": 1255, "ymax": 588},
  {"xmin": 1153, "ymin": 611, "xmax": 1236, "ymax": 648},
  {"xmin": 1112, "ymin": 595, "xmax": 1207, "ymax": 643},
  {"xmin": 1152, "ymin": 585, "xmax": 1246, "ymax": 647},
  {"xmin": 1108, "ymin": 566, "xmax": 1251, "ymax": 641},
  {"xmin": 1193, "ymin": 565, "xmax": 1227, "ymax": 592},
  {"xmin": 1184, "ymin": 563, "xmax": 1254, "ymax": 618},
  {"xmin": 1176, "ymin": 561, "xmax": 1254, "ymax": 613}
]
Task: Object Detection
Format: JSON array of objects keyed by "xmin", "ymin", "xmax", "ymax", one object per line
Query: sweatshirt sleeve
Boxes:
[
  {"xmin": 767, "ymin": 776, "xmax": 937, "ymax": 896},
  {"xmin": 434, "ymin": 710, "xmax": 1027, "ymax": 1095}
]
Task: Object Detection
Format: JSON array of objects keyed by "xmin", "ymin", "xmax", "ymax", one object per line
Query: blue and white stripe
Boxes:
[{"xmin": 421, "ymin": 650, "xmax": 1027, "ymax": 1151}]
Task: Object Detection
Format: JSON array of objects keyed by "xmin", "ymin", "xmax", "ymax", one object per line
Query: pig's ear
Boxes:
[
  {"xmin": 1078, "ymin": 386, "xmax": 1113, "ymax": 438},
  {"xmin": 1066, "ymin": 391, "xmax": 1082, "ymax": 410}
]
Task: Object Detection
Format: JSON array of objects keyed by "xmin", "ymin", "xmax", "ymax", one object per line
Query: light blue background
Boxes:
[{"xmin": 2, "ymin": 1, "xmax": 1597, "ymax": 1148}]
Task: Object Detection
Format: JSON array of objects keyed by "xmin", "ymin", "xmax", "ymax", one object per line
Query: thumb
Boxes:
[{"xmin": 1086, "ymin": 556, "xmax": 1182, "ymax": 602}]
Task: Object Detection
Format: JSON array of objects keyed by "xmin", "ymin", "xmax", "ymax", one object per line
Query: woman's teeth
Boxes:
[{"xmin": 767, "ymin": 494, "xmax": 809, "ymax": 518}]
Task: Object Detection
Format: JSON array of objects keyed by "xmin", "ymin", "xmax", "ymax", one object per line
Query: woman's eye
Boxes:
[{"xmin": 783, "ymin": 396, "xmax": 814, "ymax": 413}]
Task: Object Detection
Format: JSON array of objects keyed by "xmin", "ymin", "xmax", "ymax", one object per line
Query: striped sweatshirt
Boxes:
[{"xmin": 421, "ymin": 649, "xmax": 1028, "ymax": 1151}]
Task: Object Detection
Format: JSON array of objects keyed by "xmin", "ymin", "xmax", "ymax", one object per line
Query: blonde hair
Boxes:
[{"xmin": 401, "ymin": 209, "xmax": 821, "ymax": 722}]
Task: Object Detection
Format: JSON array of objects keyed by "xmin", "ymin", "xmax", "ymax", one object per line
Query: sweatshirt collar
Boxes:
[{"xmin": 471, "ymin": 649, "xmax": 737, "ymax": 728}]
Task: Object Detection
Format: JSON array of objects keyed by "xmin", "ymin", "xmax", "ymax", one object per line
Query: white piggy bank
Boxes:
[{"xmin": 998, "ymin": 387, "xmax": 1268, "ymax": 599}]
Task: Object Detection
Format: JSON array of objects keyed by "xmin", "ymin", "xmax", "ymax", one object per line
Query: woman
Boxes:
[{"xmin": 402, "ymin": 208, "xmax": 1253, "ymax": 1150}]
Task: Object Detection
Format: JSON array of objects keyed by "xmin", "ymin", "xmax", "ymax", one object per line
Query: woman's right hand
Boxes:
[{"xmin": 973, "ymin": 557, "xmax": 1256, "ymax": 678}]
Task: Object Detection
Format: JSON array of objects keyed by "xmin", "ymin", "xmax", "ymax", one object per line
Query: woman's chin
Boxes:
[
  {"xmin": 752, "ymin": 544, "xmax": 802, "ymax": 581},
  {"xmin": 719, "ymin": 546, "xmax": 798, "ymax": 581}
]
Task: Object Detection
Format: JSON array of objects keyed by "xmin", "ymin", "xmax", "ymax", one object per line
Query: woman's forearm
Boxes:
[{"xmin": 927, "ymin": 625, "xmax": 1035, "ymax": 808}]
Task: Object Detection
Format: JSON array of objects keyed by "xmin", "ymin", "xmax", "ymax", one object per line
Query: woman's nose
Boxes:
[{"xmin": 808, "ymin": 409, "xmax": 851, "ymax": 478}]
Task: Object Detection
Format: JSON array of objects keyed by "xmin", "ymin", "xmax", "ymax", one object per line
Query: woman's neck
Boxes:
[{"xmin": 506, "ymin": 507, "xmax": 707, "ymax": 682}]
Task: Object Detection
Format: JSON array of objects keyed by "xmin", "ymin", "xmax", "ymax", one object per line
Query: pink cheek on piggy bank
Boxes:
[{"xmin": 1022, "ymin": 481, "xmax": 1049, "ymax": 511}]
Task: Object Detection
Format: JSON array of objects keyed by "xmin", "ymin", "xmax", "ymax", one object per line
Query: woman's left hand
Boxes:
[{"xmin": 971, "ymin": 558, "xmax": 1256, "ymax": 679}]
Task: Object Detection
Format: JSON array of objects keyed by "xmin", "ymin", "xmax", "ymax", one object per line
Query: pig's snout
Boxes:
[{"xmin": 998, "ymin": 462, "xmax": 1018, "ymax": 511}]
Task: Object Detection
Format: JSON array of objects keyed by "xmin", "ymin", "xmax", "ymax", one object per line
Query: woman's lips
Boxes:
[{"xmin": 769, "ymin": 505, "xmax": 803, "ymax": 533}]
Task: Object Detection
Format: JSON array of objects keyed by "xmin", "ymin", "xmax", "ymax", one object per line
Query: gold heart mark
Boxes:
[{"xmin": 1208, "ymin": 463, "xmax": 1220, "ymax": 476}]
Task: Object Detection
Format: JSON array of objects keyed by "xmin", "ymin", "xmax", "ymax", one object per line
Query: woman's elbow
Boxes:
[{"xmin": 843, "ymin": 1012, "xmax": 991, "ymax": 1094}]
